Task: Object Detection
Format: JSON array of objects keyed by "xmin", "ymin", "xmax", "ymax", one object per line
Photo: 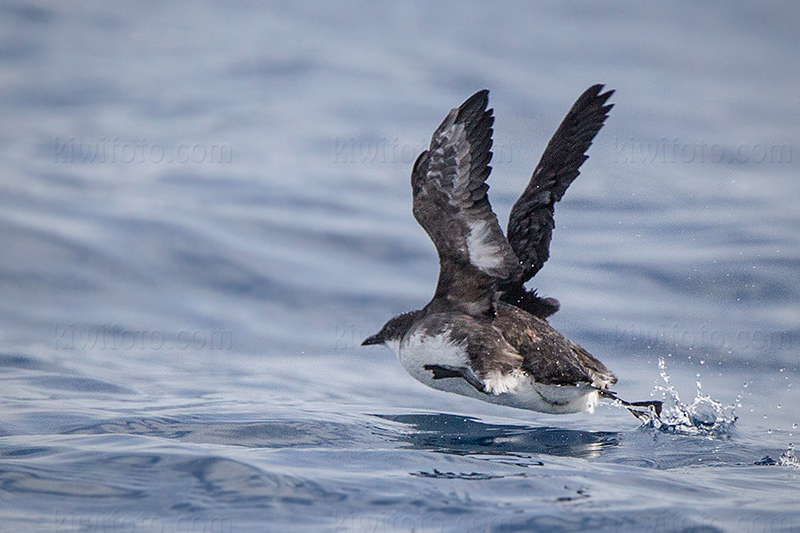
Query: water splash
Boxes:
[
  {"xmin": 641, "ymin": 357, "xmax": 737, "ymax": 437},
  {"xmin": 780, "ymin": 443, "xmax": 799, "ymax": 469}
]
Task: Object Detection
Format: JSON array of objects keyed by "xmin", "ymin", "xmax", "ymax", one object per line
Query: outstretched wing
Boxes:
[
  {"xmin": 507, "ymin": 84, "xmax": 614, "ymax": 284},
  {"xmin": 412, "ymin": 90, "xmax": 521, "ymax": 317}
]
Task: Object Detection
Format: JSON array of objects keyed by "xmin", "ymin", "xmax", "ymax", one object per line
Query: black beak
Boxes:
[{"xmin": 361, "ymin": 334, "xmax": 382, "ymax": 346}]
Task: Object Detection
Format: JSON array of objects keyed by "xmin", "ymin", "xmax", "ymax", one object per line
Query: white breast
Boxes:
[{"xmin": 393, "ymin": 330, "xmax": 470, "ymax": 390}]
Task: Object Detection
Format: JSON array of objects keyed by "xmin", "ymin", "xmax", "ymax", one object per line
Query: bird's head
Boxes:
[{"xmin": 361, "ymin": 310, "xmax": 422, "ymax": 348}]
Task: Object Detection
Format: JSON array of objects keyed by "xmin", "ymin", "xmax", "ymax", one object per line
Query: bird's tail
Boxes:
[{"xmin": 600, "ymin": 390, "xmax": 663, "ymax": 421}]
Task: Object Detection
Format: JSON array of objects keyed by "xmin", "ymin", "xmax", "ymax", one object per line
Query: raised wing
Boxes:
[
  {"xmin": 507, "ymin": 84, "xmax": 614, "ymax": 284},
  {"xmin": 412, "ymin": 90, "xmax": 521, "ymax": 317}
]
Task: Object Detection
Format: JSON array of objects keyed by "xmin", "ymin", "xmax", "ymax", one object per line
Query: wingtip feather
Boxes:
[{"xmin": 456, "ymin": 90, "xmax": 490, "ymax": 121}]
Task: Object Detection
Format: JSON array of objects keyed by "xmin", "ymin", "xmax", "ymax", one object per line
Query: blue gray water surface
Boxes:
[{"xmin": 1, "ymin": 2, "xmax": 799, "ymax": 531}]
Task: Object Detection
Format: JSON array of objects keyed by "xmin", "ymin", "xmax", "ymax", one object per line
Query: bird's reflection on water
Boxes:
[{"xmin": 374, "ymin": 413, "xmax": 619, "ymax": 462}]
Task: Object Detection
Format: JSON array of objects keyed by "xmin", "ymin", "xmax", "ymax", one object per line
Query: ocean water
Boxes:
[{"xmin": 1, "ymin": 1, "xmax": 799, "ymax": 531}]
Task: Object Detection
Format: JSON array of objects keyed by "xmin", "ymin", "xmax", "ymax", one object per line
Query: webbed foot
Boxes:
[{"xmin": 423, "ymin": 364, "xmax": 487, "ymax": 394}]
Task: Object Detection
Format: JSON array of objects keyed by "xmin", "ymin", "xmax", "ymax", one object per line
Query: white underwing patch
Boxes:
[{"xmin": 466, "ymin": 219, "xmax": 505, "ymax": 272}]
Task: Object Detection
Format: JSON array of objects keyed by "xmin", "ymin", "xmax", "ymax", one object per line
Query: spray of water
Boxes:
[
  {"xmin": 780, "ymin": 443, "xmax": 798, "ymax": 469},
  {"xmin": 637, "ymin": 357, "xmax": 738, "ymax": 437}
]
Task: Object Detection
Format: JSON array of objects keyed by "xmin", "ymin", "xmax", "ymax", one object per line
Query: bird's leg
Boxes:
[
  {"xmin": 600, "ymin": 390, "xmax": 663, "ymax": 421},
  {"xmin": 423, "ymin": 364, "xmax": 487, "ymax": 394}
]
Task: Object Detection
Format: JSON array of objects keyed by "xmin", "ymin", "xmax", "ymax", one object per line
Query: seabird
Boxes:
[{"xmin": 362, "ymin": 85, "xmax": 661, "ymax": 419}]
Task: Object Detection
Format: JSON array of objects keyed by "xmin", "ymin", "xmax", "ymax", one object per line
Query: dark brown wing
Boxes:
[
  {"xmin": 412, "ymin": 90, "xmax": 521, "ymax": 317},
  {"xmin": 506, "ymin": 84, "xmax": 614, "ymax": 284},
  {"xmin": 494, "ymin": 303, "xmax": 617, "ymax": 388}
]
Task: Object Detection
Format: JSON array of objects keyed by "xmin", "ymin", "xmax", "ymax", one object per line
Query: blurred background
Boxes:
[{"xmin": 1, "ymin": 1, "xmax": 798, "ymax": 531}]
